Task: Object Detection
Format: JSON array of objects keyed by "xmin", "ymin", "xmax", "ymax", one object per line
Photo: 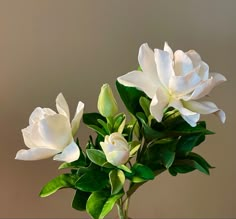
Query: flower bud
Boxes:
[
  {"xmin": 97, "ymin": 84, "xmax": 118, "ymax": 117},
  {"xmin": 100, "ymin": 132, "xmax": 130, "ymax": 166}
]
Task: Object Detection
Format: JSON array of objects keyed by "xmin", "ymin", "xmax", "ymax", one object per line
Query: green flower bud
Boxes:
[{"xmin": 97, "ymin": 84, "xmax": 118, "ymax": 118}]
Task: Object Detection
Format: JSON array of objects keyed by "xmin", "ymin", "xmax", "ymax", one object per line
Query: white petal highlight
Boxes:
[
  {"xmin": 38, "ymin": 114, "xmax": 72, "ymax": 150},
  {"xmin": 56, "ymin": 93, "xmax": 70, "ymax": 119},
  {"xmin": 117, "ymin": 70, "xmax": 158, "ymax": 98},
  {"xmin": 169, "ymin": 71, "xmax": 201, "ymax": 97},
  {"xmin": 150, "ymin": 87, "xmax": 169, "ymax": 122},
  {"xmin": 164, "ymin": 42, "xmax": 173, "ymax": 60},
  {"xmin": 154, "ymin": 49, "xmax": 175, "ymax": 89},
  {"xmin": 71, "ymin": 101, "xmax": 84, "ymax": 137},
  {"xmin": 15, "ymin": 148, "xmax": 60, "ymax": 160},
  {"xmin": 138, "ymin": 43, "xmax": 159, "ymax": 82},
  {"xmin": 174, "ymin": 50, "xmax": 193, "ymax": 76},
  {"xmin": 53, "ymin": 141, "xmax": 80, "ymax": 163}
]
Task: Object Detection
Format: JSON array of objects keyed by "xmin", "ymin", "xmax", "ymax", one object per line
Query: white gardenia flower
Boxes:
[
  {"xmin": 100, "ymin": 132, "xmax": 130, "ymax": 166},
  {"xmin": 15, "ymin": 93, "xmax": 84, "ymax": 163},
  {"xmin": 118, "ymin": 42, "xmax": 226, "ymax": 127}
]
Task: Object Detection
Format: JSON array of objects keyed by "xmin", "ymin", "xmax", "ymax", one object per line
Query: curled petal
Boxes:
[
  {"xmin": 169, "ymin": 98, "xmax": 200, "ymax": 126},
  {"xmin": 36, "ymin": 114, "xmax": 72, "ymax": 150},
  {"xmin": 164, "ymin": 42, "xmax": 173, "ymax": 60},
  {"xmin": 15, "ymin": 148, "xmax": 60, "ymax": 160},
  {"xmin": 53, "ymin": 140, "xmax": 80, "ymax": 163},
  {"xmin": 174, "ymin": 50, "xmax": 193, "ymax": 76},
  {"xmin": 107, "ymin": 151, "xmax": 129, "ymax": 166},
  {"xmin": 150, "ymin": 87, "xmax": 169, "ymax": 122},
  {"xmin": 198, "ymin": 62, "xmax": 209, "ymax": 81},
  {"xmin": 56, "ymin": 93, "xmax": 70, "ymax": 119},
  {"xmin": 169, "ymin": 71, "xmax": 201, "ymax": 97},
  {"xmin": 184, "ymin": 73, "xmax": 226, "ymax": 101},
  {"xmin": 138, "ymin": 43, "xmax": 159, "ymax": 82},
  {"xmin": 117, "ymin": 70, "xmax": 158, "ymax": 98},
  {"xmin": 183, "ymin": 100, "xmax": 226, "ymax": 123},
  {"xmin": 154, "ymin": 49, "xmax": 175, "ymax": 89},
  {"xmin": 29, "ymin": 107, "xmax": 56, "ymax": 125},
  {"xmin": 71, "ymin": 101, "xmax": 84, "ymax": 137},
  {"xmin": 186, "ymin": 50, "xmax": 202, "ymax": 68},
  {"xmin": 22, "ymin": 126, "xmax": 35, "ymax": 148}
]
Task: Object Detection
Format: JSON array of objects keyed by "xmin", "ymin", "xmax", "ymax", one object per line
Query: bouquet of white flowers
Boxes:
[{"xmin": 15, "ymin": 42, "xmax": 226, "ymax": 219}]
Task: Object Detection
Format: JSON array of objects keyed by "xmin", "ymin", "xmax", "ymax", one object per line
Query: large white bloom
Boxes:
[
  {"xmin": 15, "ymin": 93, "xmax": 84, "ymax": 162},
  {"xmin": 100, "ymin": 132, "xmax": 130, "ymax": 166},
  {"xmin": 118, "ymin": 43, "xmax": 226, "ymax": 126}
]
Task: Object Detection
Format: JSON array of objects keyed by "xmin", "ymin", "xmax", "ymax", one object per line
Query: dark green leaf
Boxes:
[
  {"xmin": 86, "ymin": 191, "xmax": 123, "ymax": 219},
  {"xmin": 131, "ymin": 163, "xmax": 155, "ymax": 183},
  {"xmin": 75, "ymin": 170, "xmax": 108, "ymax": 192},
  {"xmin": 109, "ymin": 169, "xmax": 125, "ymax": 195},
  {"xmin": 72, "ymin": 189, "xmax": 90, "ymax": 211},
  {"xmin": 86, "ymin": 149, "xmax": 107, "ymax": 166},
  {"xmin": 171, "ymin": 121, "xmax": 214, "ymax": 135},
  {"xmin": 116, "ymin": 80, "xmax": 145, "ymax": 115},
  {"xmin": 40, "ymin": 174, "xmax": 76, "ymax": 197},
  {"xmin": 176, "ymin": 133, "xmax": 205, "ymax": 154},
  {"xmin": 139, "ymin": 96, "xmax": 151, "ymax": 117},
  {"xmin": 188, "ymin": 152, "xmax": 213, "ymax": 169},
  {"xmin": 83, "ymin": 113, "xmax": 106, "ymax": 127}
]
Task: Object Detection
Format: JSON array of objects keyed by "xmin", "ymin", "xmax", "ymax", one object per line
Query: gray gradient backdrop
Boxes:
[{"xmin": 0, "ymin": 0, "xmax": 235, "ymax": 218}]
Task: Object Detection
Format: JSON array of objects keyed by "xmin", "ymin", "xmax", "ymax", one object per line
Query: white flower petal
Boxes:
[
  {"xmin": 164, "ymin": 42, "xmax": 173, "ymax": 60},
  {"xmin": 198, "ymin": 62, "xmax": 209, "ymax": 80},
  {"xmin": 37, "ymin": 114, "xmax": 73, "ymax": 150},
  {"xmin": 154, "ymin": 49, "xmax": 175, "ymax": 89},
  {"xmin": 174, "ymin": 50, "xmax": 193, "ymax": 76},
  {"xmin": 107, "ymin": 151, "xmax": 129, "ymax": 166},
  {"xmin": 150, "ymin": 87, "xmax": 169, "ymax": 122},
  {"xmin": 181, "ymin": 114, "xmax": 200, "ymax": 127},
  {"xmin": 29, "ymin": 107, "xmax": 56, "ymax": 125},
  {"xmin": 71, "ymin": 101, "xmax": 84, "ymax": 137},
  {"xmin": 15, "ymin": 148, "xmax": 60, "ymax": 160},
  {"xmin": 22, "ymin": 126, "xmax": 35, "ymax": 148},
  {"xmin": 56, "ymin": 93, "xmax": 70, "ymax": 119},
  {"xmin": 117, "ymin": 70, "xmax": 158, "ymax": 98},
  {"xmin": 184, "ymin": 72, "xmax": 226, "ymax": 101},
  {"xmin": 53, "ymin": 140, "xmax": 80, "ymax": 163},
  {"xmin": 138, "ymin": 43, "xmax": 159, "ymax": 82},
  {"xmin": 186, "ymin": 50, "xmax": 202, "ymax": 68},
  {"xmin": 183, "ymin": 100, "xmax": 226, "ymax": 123},
  {"xmin": 169, "ymin": 71, "xmax": 201, "ymax": 97}
]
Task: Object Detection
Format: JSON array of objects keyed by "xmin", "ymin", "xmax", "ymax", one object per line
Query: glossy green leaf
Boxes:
[
  {"xmin": 75, "ymin": 170, "xmax": 108, "ymax": 192},
  {"xmin": 131, "ymin": 163, "xmax": 155, "ymax": 182},
  {"xmin": 86, "ymin": 149, "xmax": 107, "ymax": 166},
  {"xmin": 72, "ymin": 189, "xmax": 90, "ymax": 211},
  {"xmin": 109, "ymin": 169, "xmax": 125, "ymax": 195},
  {"xmin": 83, "ymin": 113, "xmax": 106, "ymax": 127},
  {"xmin": 139, "ymin": 96, "xmax": 151, "ymax": 117},
  {"xmin": 40, "ymin": 174, "xmax": 76, "ymax": 197},
  {"xmin": 116, "ymin": 80, "xmax": 145, "ymax": 115},
  {"xmin": 176, "ymin": 133, "xmax": 205, "ymax": 154},
  {"xmin": 86, "ymin": 191, "xmax": 123, "ymax": 219}
]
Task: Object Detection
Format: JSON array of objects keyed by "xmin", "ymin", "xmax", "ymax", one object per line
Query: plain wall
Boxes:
[{"xmin": 0, "ymin": 0, "xmax": 235, "ymax": 218}]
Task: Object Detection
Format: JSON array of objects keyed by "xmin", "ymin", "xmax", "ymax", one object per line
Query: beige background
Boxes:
[{"xmin": 0, "ymin": 0, "xmax": 235, "ymax": 218}]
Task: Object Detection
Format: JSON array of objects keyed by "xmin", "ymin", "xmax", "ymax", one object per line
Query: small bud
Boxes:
[{"xmin": 97, "ymin": 84, "xmax": 118, "ymax": 117}]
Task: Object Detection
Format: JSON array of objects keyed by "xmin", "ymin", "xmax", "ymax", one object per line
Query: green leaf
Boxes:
[
  {"xmin": 97, "ymin": 119, "xmax": 110, "ymax": 134},
  {"xmin": 86, "ymin": 191, "xmax": 123, "ymax": 219},
  {"xmin": 176, "ymin": 133, "xmax": 205, "ymax": 154},
  {"xmin": 139, "ymin": 96, "xmax": 151, "ymax": 117},
  {"xmin": 88, "ymin": 125, "xmax": 107, "ymax": 137},
  {"xmin": 118, "ymin": 164, "xmax": 132, "ymax": 173},
  {"xmin": 131, "ymin": 163, "xmax": 155, "ymax": 183},
  {"xmin": 72, "ymin": 189, "xmax": 90, "ymax": 211},
  {"xmin": 75, "ymin": 170, "xmax": 108, "ymax": 192},
  {"xmin": 171, "ymin": 121, "xmax": 214, "ymax": 135},
  {"xmin": 86, "ymin": 149, "xmax": 106, "ymax": 166},
  {"xmin": 116, "ymin": 80, "xmax": 145, "ymax": 115},
  {"xmin": 113, "ymin": 113, "xmax": 126, "ymax": 133},
  {"xmin": 109, "ymin": 169, "xmax": 125, "ymax": 195},
  {"xmin": 188, "ymin": 152, "xmax": 213, "ymax": 169},
  {"xmin": 40, "ymin": 174, "xmax": 76, "ymax": 197},
  {"xmin": 83, "ymin": 113, "xmax": 106, "ymax": 127}
]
